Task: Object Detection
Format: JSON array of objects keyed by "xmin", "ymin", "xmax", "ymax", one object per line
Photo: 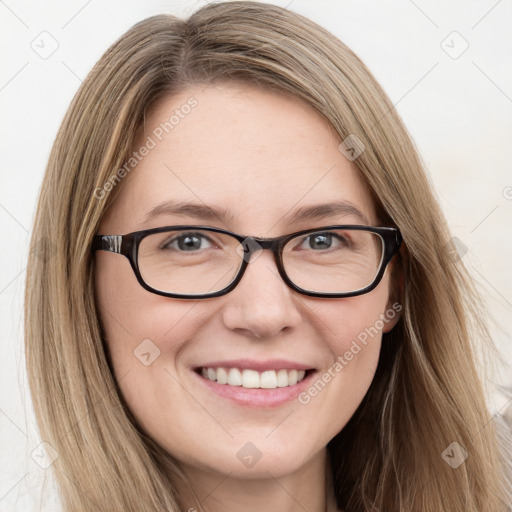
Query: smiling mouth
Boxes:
[{"xmin": 195, "ymin": 367, "xmax": 312, "ymax": 389}]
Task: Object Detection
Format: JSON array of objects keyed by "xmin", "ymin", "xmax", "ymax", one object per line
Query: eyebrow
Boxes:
[{"xmin": 142, "ymin": 199, "xmax": 370, "ymax": 227}]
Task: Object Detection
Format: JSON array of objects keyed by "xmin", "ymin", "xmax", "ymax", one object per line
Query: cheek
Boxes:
[
  {"xmin": 95, "ymin": 251, "xmax": 202, "ymax": 343},
  {"xmin": 93, "ymin": 252, "xmax": 205, "ymax": 401},
  {"xmin": 299, "ymin": 285, "xmax": 392, "ymax": 416},
  {"xmin": 311, "ymin": 278, "xmax": 391, "ymax": 356}
]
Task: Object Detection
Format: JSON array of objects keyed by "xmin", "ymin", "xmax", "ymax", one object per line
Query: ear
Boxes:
[{"xmin": 382, "ymin": 251, "xmax": 404, "ymax": 333}]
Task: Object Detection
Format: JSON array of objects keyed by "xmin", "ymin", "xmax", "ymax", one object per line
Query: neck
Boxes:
[{"xmin": 178, "ymin": 448, "xmax": 338, "ymax": 512}]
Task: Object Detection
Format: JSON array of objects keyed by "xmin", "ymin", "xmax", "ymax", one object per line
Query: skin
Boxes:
[{"xmin": 94, "ymin": 81, "xmax": 401, "ymax": 512}]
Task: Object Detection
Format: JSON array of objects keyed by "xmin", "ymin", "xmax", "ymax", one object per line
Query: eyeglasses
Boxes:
[{"xmin": 91, "ymin": 225, "xmax": 402, "ymax": 299}]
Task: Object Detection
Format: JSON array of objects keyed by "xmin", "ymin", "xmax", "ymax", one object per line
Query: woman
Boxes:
[{"xmin": 25, "ymin": 2, "xmax": 511, "ymax": 511}]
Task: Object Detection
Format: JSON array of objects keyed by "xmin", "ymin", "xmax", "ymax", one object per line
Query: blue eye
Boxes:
[
  {"xmin": 161, "ymin": 232, "xmax": 214, "ymax": 252},
  {"xmin": 299, "ymin": 232, "xmax": 349, "ymax": 251}
]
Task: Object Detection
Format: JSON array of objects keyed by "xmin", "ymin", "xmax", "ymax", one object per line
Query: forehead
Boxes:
[{"xmin": 100, "ymin": 81, "xmax": 377, "ymax": 234}]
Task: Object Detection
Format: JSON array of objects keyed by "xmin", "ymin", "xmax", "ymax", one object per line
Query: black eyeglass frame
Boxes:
[{"xmin": 91, "ymin": 225, "xmax": 402, "ymax": 299}]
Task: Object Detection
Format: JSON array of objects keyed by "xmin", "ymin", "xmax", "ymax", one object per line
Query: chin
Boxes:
[{"xmin": 165, "ymin": 436, "xmax": 319, "ymax": 479}]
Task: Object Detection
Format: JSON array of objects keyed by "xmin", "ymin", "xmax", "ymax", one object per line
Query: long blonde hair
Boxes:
[{"xmin": 25, "ymin": 2, "xmax": 511, "ymax": 510}]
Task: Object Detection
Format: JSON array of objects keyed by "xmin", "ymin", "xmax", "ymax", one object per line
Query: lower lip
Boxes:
[{"xmin": 192, "ymin": 370, "xmax": 316, "ymax": 408}]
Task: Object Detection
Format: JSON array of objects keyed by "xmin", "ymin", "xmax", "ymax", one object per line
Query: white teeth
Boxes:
[
  {"xmin": 242, "ymin": 370, "xmax": 260, "ymax": 388},
  {"xmin": 227, "ymin": 368, "xmax": 242, "ymax": 386},
  {"xmin": 216, "ymin": 367, "xmax": 228, "ymax": 384},
  {"xmin": 276, "ymin": 369, "xmax": 289, "ymax": 387},
  {"xmin": 199, "ymin": 367, "xmax": 308, "ymax": 389},
  {"xmin": 260, "ymin": 370, "xmax": 277, "ymax": 389}
]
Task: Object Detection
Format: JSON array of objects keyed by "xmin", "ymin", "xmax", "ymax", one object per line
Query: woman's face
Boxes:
[{"xmin": 94, "ymin": 81, "xmax": 399, "ymax": 481}]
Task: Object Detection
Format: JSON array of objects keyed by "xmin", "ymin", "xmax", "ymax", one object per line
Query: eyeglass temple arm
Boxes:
[
  {"xmin": 395, "ymin": 229, "xmax": 402, "ymax": 248},
  {"xmin": 91, "ymin": 235, "xmax": 123, "ymax": 254}
]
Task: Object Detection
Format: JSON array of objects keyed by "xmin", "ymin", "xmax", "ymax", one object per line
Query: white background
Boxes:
[{"xmin": 1, "ymin": 0, "xmax": 511, "ymax": 510}]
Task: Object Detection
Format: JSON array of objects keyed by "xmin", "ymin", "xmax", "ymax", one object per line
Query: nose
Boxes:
[{"xmin": 220, "ymin": 248, "xmax": 302, "ymax": 338}]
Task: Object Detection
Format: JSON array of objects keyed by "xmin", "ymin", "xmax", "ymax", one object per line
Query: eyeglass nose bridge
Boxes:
[
  {"xmin": 236, "ymin": 235, "xmax": 285, "ymax": 264},
  {"xmin": 233, "ymin": 235, "xmax": 294, "ymax": 295}
]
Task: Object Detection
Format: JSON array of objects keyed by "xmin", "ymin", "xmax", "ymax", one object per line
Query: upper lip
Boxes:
[{"xmin": 195, "ymin": 359, "xmax": 314, "ymax": 372}]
